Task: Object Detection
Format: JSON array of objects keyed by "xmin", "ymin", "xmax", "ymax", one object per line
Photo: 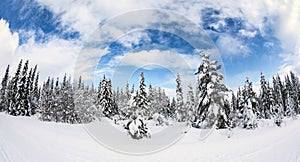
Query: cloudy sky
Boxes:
[{"xmin": 0, "ymin": 0, "xmax": 299, "ymax": 96}]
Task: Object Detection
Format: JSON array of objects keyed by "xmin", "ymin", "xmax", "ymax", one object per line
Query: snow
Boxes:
[{"xmin": 1, "ymin": 113, "xmax": 300, "ymax": 161}]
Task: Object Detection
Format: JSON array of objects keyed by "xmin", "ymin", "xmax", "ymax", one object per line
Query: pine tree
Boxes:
[
  {"xmin": 259, "ymin": 72, "xmax": 272, "ymax": 119},
  {"xmin": 99, "ymin": 75, "xmax": 118, "ymax": 118},
  {"xmin": 193, "ymin": 52, "xmax": 228, "ymax": 128},
  {"xmin": 276, "ymin": 75, "xmax": 288, "ymax": 116},
  {"xmin": 125, "ymin": 81, "xmax": 131, "ymax": 101},
  {"xmin": 289, "ymin": 71, "xmax": 299, "ymax": 114},
  {"xmin": 272, "ymin": 76, "xmax": 284, "ymax": 126},
  {"xmin": 39, "ymin": 77, "xmax": 53, "ymax": 121},
  {"xmin": 32, "ymin": 72, "xmax": 40, "ymax": 114},
  {"xmin": 15, "ymin": 60, "xmax": 30, "ymax": 116},
  {"xmin": 241, "ymin": 78, "xmax": 258, "ymax": 129},
  {"xmin": 148, "ymin": 84, "xmax": 156, "ymax": 118},
  {"xmin": 7, "ymin": 59, "xmax": 23, "ymax": 115},
  {"xmin": 186, "ymin": 84, "xmax": 195, "ymax": 124},
  {"xmin": 74, "ymin": 77, "xmax": 97, "ymax": 123},
  {"xmin": 285, "ymin": 75, "xmax": 297, "ymax": 119},
  {"xmin": 133, "ymin": 72, "xmax": 149, "ymax": 119},
  {"xmin": 0, "ymin": 65, "xmax": 10, "ymax": 112},
  {"xmin": 175, "ymin": 73, "xmax": 185, "ymax": 122},
  {"xmin": 170, "ymin": 97, "xmax": 176, "ymax": 118}
]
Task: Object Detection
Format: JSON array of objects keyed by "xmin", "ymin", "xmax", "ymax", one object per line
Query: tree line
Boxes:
[{"xmin": 0, "ymin": 53, "xmax": 300, "ymax": 129}]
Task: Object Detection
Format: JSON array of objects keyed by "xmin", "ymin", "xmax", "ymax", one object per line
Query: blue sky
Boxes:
[{"xmin": 0, "ymin": 0, "xmax": 299, "ymax": 95}]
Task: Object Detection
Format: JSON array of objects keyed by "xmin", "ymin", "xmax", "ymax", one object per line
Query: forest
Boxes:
[{"xmin": 0, "ymin": 52, "xmax": 299, "ymax": 138}]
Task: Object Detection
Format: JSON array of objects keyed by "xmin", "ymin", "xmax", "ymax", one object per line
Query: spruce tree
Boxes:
[
  {"xmin": 241, "ymin": 78, "xmax": 258, "ymax": 129},
  {"xmin": 0, "ymin": 65, "xmax": 10, "ymax": 112},
  {"xmin": 186, "ymin": 84, "xmax": 195, "ymax": 124},
  {"xmin": 175, "ymin": 73, "xmax": 185, "ymax": 122},
  {"xmin": 170, "ymin": 97, "xmax": 176, "ymax": 118},
  {"xmin": 134, "ymin": 72, "xmax": 149, "ymax": 118},
  {"xmin": 39, "ymin": 77, "xmax": 53, "ymax": 121},
  {"xmin": 16, "ymin": 60, "xmax": 30, "ymax": 116},
  {"xmin": 193, "ymin": 52, "xmax": 228, "ymax": 128},
  {"xmin": 285, "ymin": 75, "xmax": 297, "ymax": 119},
  {"xmin": 272, "ymin": 76, "xmax": 284, "ymax": 126},
  {"xmin": 7, "ymin": 59, "xmax": 23, "ymax": 115},
  {"xmin": 99, "ymin": 76, "xmax": 118, "ymax": 118},
  {"xmin": 148, "ymin": 84, "xmax": 156, "ymax": 118},
  {"xmin": 289, "ymin": 71, "xmax": 299, "ymax": 114},
  {"xmin": 259, "ymin": 72, "xmax": 271, "ymax": 119}
]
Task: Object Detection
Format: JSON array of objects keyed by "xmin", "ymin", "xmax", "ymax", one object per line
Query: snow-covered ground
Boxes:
[{"xmin": 0, "ymin": 113, "xmax": 300, "ymax": 162}]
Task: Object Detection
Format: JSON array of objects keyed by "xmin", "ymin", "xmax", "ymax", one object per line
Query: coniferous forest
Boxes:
[{"xmin": 1, "ymin": 52, "xmax": 300, "ymax": 138}]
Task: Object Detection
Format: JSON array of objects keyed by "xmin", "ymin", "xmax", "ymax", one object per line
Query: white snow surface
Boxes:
[{"xmin": 1, "ymin": 113, "xmax": 300, "ymax": 162}]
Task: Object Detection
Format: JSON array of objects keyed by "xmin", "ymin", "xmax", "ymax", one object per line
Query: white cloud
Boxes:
[
  {"xmin": 239, "ymin": 29, "xmax": 257, "ymax": 38},
  {"xmin": 0, "ymin": 19, "xmax": 84, "ymax": 83},
  {"xmin": 278, "ymin": 53, "xmax": 300, "ymax": 77},
  {"xmin": 117, "ymin": 31, "xmax": 151, "ymax": 48},
  {"xmin": 112, "ymin": 49, "xmax": 201, "ymax": 71},
  {"xmin": 15, "ymin": 37, "xmax": 81, "ymax": 82},
  {"xmin": 216, "ymin": 35, "xmax": 250, "ymax": 57},
  {"xmin": 0, "ymin": 19, "xmax": 19, "ymax": 71}
]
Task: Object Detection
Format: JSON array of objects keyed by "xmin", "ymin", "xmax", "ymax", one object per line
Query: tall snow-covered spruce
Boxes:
[
  {"xmin": 175, "ymin": 73, "xmax": 185, "ymax": 122},
  {"xmin": 0, "ymin": 65, "xmax": 9, "ymax": 112},
  {"xmin": 98, "ymin": 75, "xmax": 118, "ymax": 119},
  {"xmin": 132, "ymin": 72, "xmax": 149, "ymax": 119},
  {"xmin": 193, "ymin": 51, "xmax": 228, "ymax": 128},
  {"xmin": 241, "ymin": 78, "xmax": 258, "ymax": 129}
]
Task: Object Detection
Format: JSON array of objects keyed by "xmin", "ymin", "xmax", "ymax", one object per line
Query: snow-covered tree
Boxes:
[
  {"xmin": 27, "ymin": 65, "xmax": 39, "ymax": 115},
  {"xmin": 170, "ymin": 97, "xmax": 176, "ymax": 118},
  {"xmin": 147, "ymin": 84, "xmax": 156, "ymax": 118},
  {"xmin": 175, "ymin": 73, "xmax": 185, "ymax": 122},
  {"xmin": 125, "ymin": 116, "xmax": 150, "ymax": 139},
  {"xmin": 98, "ymin": 75, "xmax": 118, "ymax": 119},
  {"xmin": 0, "ymin": 65, "xmax": 9, "ymax": 112},
  {"xmin": 193, "ymin": 52, "xmax": 228, "ymax": 128},
  {"xmin": 6, "ymin": 59, "xmax": 22, "ymax": 116},
  {"xmin": 39, "ymin": 77, "xmax": 53, "ymax": 121},
  {"xmin": 285, "ymin": 76, "xmax": 297, "ymax": 119},
  {"xmin": 288, "ymin": 71, "xmax": 299, "ymax": 115},
  {"xmin": 259, "ymin": 72, "xmax": 272, "ymax": 119},
  {"xmin": 133, "ymin": 72, "xmax": 149, "ymax": 119},
  {"xmin": 186, "ymin": 84, "xmax": 195, "ymax": 124},
  {"xmin": 31, "ymin": 71, "xmax": 40, "ymax": 114},
  {"xmin": 272, "ymin": 76, "xmax": 284, "ymax": 126},
  {"xmin": 241, "ymin": 78, "xmax": 258, "ymax": 129},
  {"xmin": 16, "ymin": 60, "xmax": 30, "ymax": 116}
]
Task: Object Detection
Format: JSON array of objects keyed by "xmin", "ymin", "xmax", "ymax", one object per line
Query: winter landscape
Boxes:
[{"xmin": 1, "ymin": 0, "xmax": 300, "ymax": 161}]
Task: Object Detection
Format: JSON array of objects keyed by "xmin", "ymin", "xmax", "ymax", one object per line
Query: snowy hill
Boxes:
[{"xmin": 0, "ymin": 113, "xmax": 300, "ymax": 162}]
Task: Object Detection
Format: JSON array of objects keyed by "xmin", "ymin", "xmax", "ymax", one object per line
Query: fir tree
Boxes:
[
  {"xmin": 148, "ymin": 84, "xmax": 156, "ymax": 118},
  {"xmin": 259, "ymin": 72, "xmax": 272, "ymax": 119},
  {"xmin": 186, "ymin": 84, "xmax": 195, "ymax": 124},
  {"xmin": 170, "ymin": 97, "xmax": 176, "ymax": 118},
  {"xmin": 0, "ymin": 65, "xmax": 9, "ymax": 112},
  {"xmin": 193, "ymin": 52, "xmax": 227, "ymax": 128},
  {"xmin": 272, "ymin": 76, "xmax": 284, "ymax": 126},
  {"xmin": 175, "ymin": 73, "xmax": 185, "ymax": 122},
  {"xmin": 133, "ymin": 72, "xmax": 149, "ymax": 118},
  {"xmin": 99, "ymin": 76, "xmax": 118, "ymax": 118},
  {"xmin": 241, "ymin": 78, "xmax": 258, "ymax": 129},
  {"xmin": 39, "ymin": 77, "xmax": 53, "ymax": 121},
  {"xmin": 7, "ymin": 59, "xmax": 23, "ymax": 115},
  {"xmin": 285, "ymin": 75, "xmax": 297, "ymax": 119},
  {"xmin": 289, "ymin": 71, "xmax": 299, "ymax": 114}
]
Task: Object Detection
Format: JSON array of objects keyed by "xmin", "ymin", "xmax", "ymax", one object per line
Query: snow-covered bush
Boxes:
[{"xmin": 124, "ymin": 116, "xmax": 151, "ymax": 139}]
